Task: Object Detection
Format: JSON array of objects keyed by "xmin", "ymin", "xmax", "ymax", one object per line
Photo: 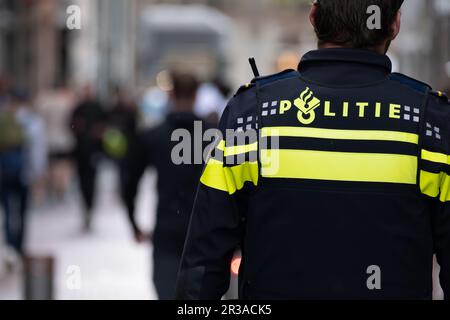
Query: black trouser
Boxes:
[
  {"xmin": 0, "ymin": 150, "xmax": 28, "ymax": 255},
  {"xmin": 153, "ymin": 244, "xmax": 183, "ymax": 300},
  {"xmin": 116, "ymin": 158, "xmax": 128, "ymax": 206},
  {"xmin": 76, "ymin": 156, "xmax": 98, "ymax": 215}
]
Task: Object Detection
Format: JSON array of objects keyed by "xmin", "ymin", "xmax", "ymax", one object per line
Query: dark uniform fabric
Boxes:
[
  {"xmin": 177, "ymin": 48, "xmax": 450, "ymax": 300},
  {"xmin": 124, "ymin": 112, "xmax": 213, "ymax": 300}
]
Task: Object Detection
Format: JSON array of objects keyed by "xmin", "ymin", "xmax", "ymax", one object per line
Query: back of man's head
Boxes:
[
  {"xmin": 312, "ymin": 0, "xmax": 404, "ymax": 50},
  {"xmin": 172, "ymin": 73, "xmax": 199, "ymax": 104}
]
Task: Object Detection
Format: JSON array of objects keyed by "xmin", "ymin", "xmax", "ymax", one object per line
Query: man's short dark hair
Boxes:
[
  {"xmin": 171, "ymin": 72, "xmax": 199, "ymax": 101},
  {"xmin": 314, "ymin": 0, "xmax": 404, "ymax": 49}
]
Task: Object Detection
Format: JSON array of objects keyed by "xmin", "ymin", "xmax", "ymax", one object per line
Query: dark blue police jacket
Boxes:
[{"xmin": 177, "ymin": 48, "xmax": 450, "ymax": 300}]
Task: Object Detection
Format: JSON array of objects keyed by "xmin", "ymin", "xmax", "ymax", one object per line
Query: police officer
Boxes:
[{"xmin": 177, "ymin": 0, "xmax": 450, "ymax": 300}]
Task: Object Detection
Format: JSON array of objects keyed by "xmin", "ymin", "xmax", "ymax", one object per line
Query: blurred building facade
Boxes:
[
  {"xmin": 0, "ymin": 0, "xmax": 311, "ymax": 96},
  {"xmin": 0, "ymin": 0, "xmax": 448, "ymax": 97},
  {"xmin": 431, "ymin": 0, "xmax": 450, "ymax": 88},
  {"xmin": 394, "ymin": 0, "xmax": 450, "ymax": 89},
  {"xmin": 0, "ymin": 0, "xmax": 138, "ymax": 100},
  {"xmin": 137, "ymin": 0, "xmax": 311, "ymax": 87},
  {"xmin": 0, "ymin": 0, "xmax": 67, "ymax": 92},
  {"xmin": 69, "ymin": 0, "xmax": 138, "ymax": 99}
]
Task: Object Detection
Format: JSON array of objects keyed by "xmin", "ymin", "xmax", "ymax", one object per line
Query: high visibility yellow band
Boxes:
[
  {"xmin": 217, "ymin": 140, "xmax": 258, "ymax": 157},
  {"xmin": 200, "ymin": 159, "xmax": 259, "ymax": 194},
  {"xmin": 421, "ymin": 150, "xmax": 449, "ymax": 165},
  {"xmin": 216, "ymin": 140, "xmax": 226, "ymax": 151},
  {"xmin": 420, "ymin": 170, "xmax": 450, "ymax": 202},
  {"xmin": 420, "ymin": 170, "xmax": 441, "ymax": 198},
  {"xmin": 261, "ymin": 149, "xmax": 417, "ymax": 184},
  {"xmin": 419, "ymin": 151, "xmax": 450, "ymax": 201},
  {"xmin": 440, "ymin": 174, "xmax": 450, "ymax": 202},
  {"xmin": 261, "ymin": 127, "xmax": 419, "ymax": 145}
]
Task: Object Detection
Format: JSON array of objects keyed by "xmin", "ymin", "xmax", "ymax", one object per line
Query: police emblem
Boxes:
[{"xmin": 294, "ymin": 87, "xmax": 321, "ymax": 125}]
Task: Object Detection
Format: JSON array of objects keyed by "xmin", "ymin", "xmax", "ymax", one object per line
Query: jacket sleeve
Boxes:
[
  {"xmin": 176, "ymin": 91, "xmax": 259, "ymax": 300},
  {"xmin": 420, "ymin": 92, "xmax": 450, "ymax": 299},
  {"xmin": 434, "ymin": 198, "xmax": 450, "ymax": 299}
]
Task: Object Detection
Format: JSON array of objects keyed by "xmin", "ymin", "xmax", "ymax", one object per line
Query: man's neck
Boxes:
[{"xmin": 319, "ymin": 42, "xmax": 388, "ymax": 55}]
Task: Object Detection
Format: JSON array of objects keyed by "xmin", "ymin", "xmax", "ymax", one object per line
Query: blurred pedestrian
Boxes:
[
  {"xmin": 124, "ymin": 72, "xmax": 213, "ymax": 300},
  {"xmin": 104, "ymin": 87, "xmax": 138, "ymax": 203},
  {"xmin": 70, "ymin": 85, "xmax": 106, "ymax": 232},
  {"xmin": 194, "ymin": 78, "xmax": 229, "ymax": 125},
  {"xmin": 0, "ymin": 97, "xmax": 25, "ymax": 264},
  {"xmin": 36, "ymin": 82, "xmax": 76, "ymax": 202},
  {"xmin": 0, "ymin": 88, "xmax": 47, "ymax": 262},
  {"xmin": 14, "ymin": 89, "xmax": 48, "ymax": 208}
]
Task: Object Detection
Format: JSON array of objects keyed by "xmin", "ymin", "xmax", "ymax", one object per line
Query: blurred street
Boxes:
[{"xmin": 0, "ymin": 164, "xmax": 157, "ymax": 300}]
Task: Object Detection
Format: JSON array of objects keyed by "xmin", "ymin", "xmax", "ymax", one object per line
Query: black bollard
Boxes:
[{"xmin": 24, "ymin": 256, "xmax": 55, "ymax": 300}]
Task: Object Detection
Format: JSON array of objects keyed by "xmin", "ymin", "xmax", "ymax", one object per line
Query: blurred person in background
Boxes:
[
  {"xmin": 104, "ymin": 86, "xmax": 138, "ymax": 206},
  {"xmin": 212, "ymin": 78, "xmax": 232, "ymax": 120},
  {"xmin": 70, "ymin": 85, "xmax": 106, "ymax": 232},
  {"xmin": 0, "ymin": 75, "xmax": 12, "ymax": 276},
  {"xmin": 0, "ymin": 88, "xmax": 47, "ymax": 265},
  {"xmin": 194, "ymin": 77, "xmax": 230, "ymax": 125},
  {"xmin": 36, "ymin": 82, "xmax": 76, "ymax": 202},
  {"xmin": 124, "ymin": 72, "xmax": 213, "ymax": 300},
  {"xmin": 13, "ymin": 89, "xmax": 48, "ymax": 210},
  {"xmin": 0, "ymin": 93, "xmax": 25, "ymax": 268}
]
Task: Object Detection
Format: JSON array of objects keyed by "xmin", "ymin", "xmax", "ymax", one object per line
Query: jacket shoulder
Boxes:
[
  {"xmin": 429, "ymin": 89, "xmax": 449, "ymax": 103},
  {"xmin": 251, "ymin": 69, "xmax": 300, "ymax": 87},
  {"xmin": 234, "ymin": 82, "xmax": 255, "ymax": 97},
  {"xmin": 389, "ymin": 72, "xmax": 449, "ymax": 104},
  {"xmin": 389, "ymin": 72, "xmax": 432, "ymax": 94},
  {"xmin": 234, "ymin": 69, "xmax": 299, "ymax": 97}
]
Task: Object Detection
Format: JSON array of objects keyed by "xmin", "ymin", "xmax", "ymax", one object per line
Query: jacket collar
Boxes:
[{"xmin": 298, "ymin": 48, "xmax": 392, "ymax": 86}]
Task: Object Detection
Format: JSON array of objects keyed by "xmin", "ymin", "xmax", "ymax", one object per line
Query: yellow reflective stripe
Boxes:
[
  {"xmin": 420, "ymin": 151, "xmax": 450, "ymax": 201},
  {"xmin": 200, "ymin": 159, "xmax": 258, "ymax": 194},
  {"xmin": 419, "ymin": 151, "xmax": 450, "ymax": 201},
  {"xmin": 201, "ymin": 159, "xmax": 229, "ymax": 192},
  {"xmin": 261, "ymin": 127, "xmax": 419, "ymax": 144},
  {"xmin": 440, "ymin": 174, "xmax": 450, "ymax": 202},
  {"xmin": 223, "ymin": 143, "xmax": 258, "ymax": 157},
  {"xmin": 421, "ymin": 150, "xmax": 449, "ymax": 165},
  {"xmin": 216, "ymin": 140, "xmax": 226, "ymax": 151},
  {"xmin": 261, "ymin": 149, "xmax": 417, "ymax": 184},
  {"xmin": 216, "ymin": 140, "xmax": 258, "ymax": 157},
  {"xmin": 420, "ymin": 170, "xmax": 450, "ymax": 202},
  {"xmin": 420, "ymin": 170, "xmax": 440, "ymax": 198}
]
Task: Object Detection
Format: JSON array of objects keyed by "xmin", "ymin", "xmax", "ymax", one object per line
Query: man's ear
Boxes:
[
  {"xmin": 309, "ymin": 3, "xmax": 319, "ymax": 29},
  {"xmin": 391, "ymin": 10, "xmax": 402, "ymax": 40}
]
